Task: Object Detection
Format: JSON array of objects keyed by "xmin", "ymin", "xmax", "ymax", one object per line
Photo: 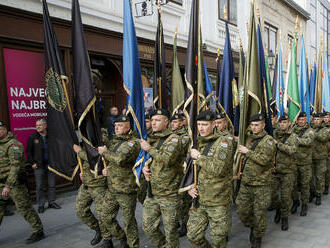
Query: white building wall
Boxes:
[{"xmin": 0, "ymin": 0, "xmax": 240, "ymax": 54}]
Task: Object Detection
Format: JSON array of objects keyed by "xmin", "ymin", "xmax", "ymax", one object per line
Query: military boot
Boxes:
[
  {"xmin": 25, "ymin": 231, "xmax": 45, "ymax": 244},
  {"xmin": 324, "ymin": 186, "xmax": 329, "ymax": 195},
  {"xmin": 90, "ymin": 228, "xmax": 102, "ymax": 246},
  {"xmin": 315, "ymin": 194, "xmax": 321, "ymax": 205},
  {"xmin": 281, "ymin": 217, "xmax": 288, "ymax": 231},
  {"xmin": 300, "ymin": 203, "xmax": 308, "ymax": 216},
  {"xmin": 178, "ymin": 223, "xmax": 187, "ymax": 237},
  {"xmin": 290, "ymin": 200, "xmax": 300, "ymax": 214},
  {"xmin": 255, "ymin": 237, "xmax": 262, "ymax": 248},
  {"xmin": 274, "ymin": 208, "xmax": 281, "ymax": 224},
  {"xmin": 99, "ymin": 239, "xmax": 114, "ymax": 248}
]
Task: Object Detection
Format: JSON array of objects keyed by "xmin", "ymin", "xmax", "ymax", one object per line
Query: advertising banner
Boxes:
[{"xmin": 3, "ymin": 48, "xmax": 47, "ymax": 150}]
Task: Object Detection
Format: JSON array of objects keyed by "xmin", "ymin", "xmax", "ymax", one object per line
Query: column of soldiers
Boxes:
[{"xmin": 1, "ymin": 110, "xmax": 330, "ymax": 248}]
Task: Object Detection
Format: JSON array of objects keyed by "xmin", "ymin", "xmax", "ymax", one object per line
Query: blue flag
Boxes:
[
  {"xmin": 309, "ymin": 63, "xmax": 317, "ymax": 113},
  {"xmin": 275, "ymin": 43, "xmax": 285, "ymax": 117},
  {"xmin": 123, "ymin": 0, "xmax": 150, "ymax": 184},
  {"xmin": 217, "ymin": 21, "xmax": 235, "ymax": 130},
  {"xmin": 298, "ymin": 35, "xmax": 310, "ymax": 121},
  {"xmin": 256, "ymin": 24, "xmax": 273, "ymax": 136},
  {"xmin": 322, "ymin": 51, "xmax": 330, "ymax": 112},
  {"xmin": 203, "ymin": 59, "xmax": 213, "ymax": 97}
]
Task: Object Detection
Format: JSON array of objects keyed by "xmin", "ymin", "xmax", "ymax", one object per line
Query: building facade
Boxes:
[{"xmin": 0, "ymin": 0, "xmax": 240, "ymax": 190}]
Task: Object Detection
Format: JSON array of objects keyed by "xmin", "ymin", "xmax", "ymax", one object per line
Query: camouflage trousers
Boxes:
[
  {"xmin": 236, "ymin": 184, "xmax": 271, "ymax": 238},
  {"xmin": 271, "ymin": 173, "xmax": 295, "ymax": 217},
  {"xmin": 137, "ymin": 177, "xmax": 147, "ymax": 205},
  {"xmin": 292, "ymin": 164, "xmax": 312, "ymax": 204},
  {"xmin": 0, "ymin": 184, "xmax": 43, "ymax": 233},
  {"xmin": 143, "ymin": 195, "xmax": 179, "ymax": 248},
  {"xmin": 269, "ymin": 174, "xmax": 278, "ymax": 208},
  {"xmin": 76, "ymin": 185, "xmax": 125, "ymax": 241},
  {"xmin": 325, "ymin": 159, "xmax": 330, "ymax": 188},
  {"xmin": 103, "ymin": 192, "xmax": 139, "ymax": 248},
  {"xmin": 187, "ymin": 204, "xmax": 230, "ymax": 248},
  {"xmin": 178, "ymin": 192, "xmax": 191, "ymax": 226},
  {"xmin": 310, "ymin": 159, "xmax": 327, "ymax": 195}
]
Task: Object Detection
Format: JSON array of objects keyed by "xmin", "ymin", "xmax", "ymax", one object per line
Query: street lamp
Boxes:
[{"xmin": 268, "ymin": 49, "xmax": 275, "ymax": 69}]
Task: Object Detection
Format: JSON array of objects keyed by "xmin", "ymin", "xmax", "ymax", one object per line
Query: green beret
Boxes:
[
  {"xmin": 215, "ymin": 112, "xmax": 226, "ymax": 120},
  {"xmin": 197, "ymin": 110, "xmax": 215, "ymax": 121},
  {"xmin": 114, "ymin": 115, "xmax": 131, "ymax": 123},
  {"xmin": 170, "ymin": 114, "xmax": 180, "ymax": 121},
  {"xmin": 249, "ymin": 114, "xmax": 264, "ymax": 122},
  {"xmin": 312, "ymin": 113, "xmax": 322, "ymax": 118},
  {"xmin": 298, "ymin": 112, "xmax": 307, "ymax": 118},
  {"xmin": 151, "ymin": 108, "xmax": 170, "ymax": 119},
  {"xmin": 145, "ymin": 113, "xmax": 151, "ymax": 120},
  {"xmin": 279, "ymin": 114, "xmax": 288, "ymax": 122}
]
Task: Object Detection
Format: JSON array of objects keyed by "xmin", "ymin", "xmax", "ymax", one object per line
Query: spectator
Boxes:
[
  {"xmin": 106, "ymin": 106, "xmax": 119, "ymax": 139},
  {"xmin": 26, "ymin": 119, "xmax": 61, "ymax": 213}
]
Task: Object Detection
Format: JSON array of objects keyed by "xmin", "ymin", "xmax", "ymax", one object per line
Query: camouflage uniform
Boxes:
[
  {"xmin": 269, "ymin": 123, "xmax": 280, "ymax": 209},
  {"xmin": 187, "ymin": 134, "xmax": 234, "ymax": 248},
  {"xmin": 292, "ymin": 124, "xmax": 314, "ymax": 204},
  {"xmin": 102, "ymin": 133, "xmax": 140, "ymax": 248},
  {"xmin": 173, "ymin": 126, "xmax": 191, "ymax": 228},
  {"xmin": 142, "ymin": 128, "xmax": 184, "ymax": 248},
  {"xmin": 272, "ymin": 129, "xmax": 297, "ymax": 217},
  {"xmin": 76, "ymin": 150, "xmax": 125, "ymax": 241},
  {"xmin": 236, "ymin": 130, "xmax": 276, "ymax": 238},
  {"xmin": 310, "ymin": 124, "xmax": 329, "ymax": 197},
  {"xmin": 324, "ymin": 122, "xmax": 330, "ymax": 191},
  {"xmin": 0, "ymin": 132, "xmax": 43, "ymax": 233}
]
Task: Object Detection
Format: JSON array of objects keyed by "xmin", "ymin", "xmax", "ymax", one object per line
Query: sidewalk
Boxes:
[{"xmin": 1, "ymin": 191, "xmax": 330, "ymax": 248}]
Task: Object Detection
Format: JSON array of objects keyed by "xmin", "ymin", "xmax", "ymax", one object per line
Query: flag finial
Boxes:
[{"xmin": 223, "ymin": 5, "xmax": 228, "ymax": 20}]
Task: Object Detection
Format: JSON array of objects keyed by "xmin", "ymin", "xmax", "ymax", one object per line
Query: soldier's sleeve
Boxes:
[
  {"xmin": 246, "ymin": 137, "xmax": 276, "ymax": 166},
  {"xmin": 103, "ymin": 140, "xmax": 140, "ymax": 168},
  {"xmin": 196, "ymin": 141, "xmax": 233, "ymax": 177},
  {"xmin": 315, "ymin": 128, "xmax": 329, "ymax": 142},
  {"xmin": 277, "ymin": 135, "xmax": 297, "ymax": 155},
  {"xmin": 148, "ymin": 136, "xmax": 183, "ymax": 167},
  {"xmin": 6, "ymin": 143, "xmax": 24, "ymax": 188},
  {"xmin": 78, "ymin": 150, "xmax": 88, "ymax": 161},
  {"xmin": 297, "ymin": 129, "xmax": 314, "ymax": 146}
]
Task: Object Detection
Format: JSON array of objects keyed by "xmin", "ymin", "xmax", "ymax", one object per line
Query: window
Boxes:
[
  {"xmin": 169, "ymin": 0, "xmax": 183, "ymax": 5},
  {"xmin": 264, "ymin": 23, "xmax": 277, "ymax": 55},
  {"xmin": 219, "ymin": 0, "xmax": 237, "ymax": 25}
]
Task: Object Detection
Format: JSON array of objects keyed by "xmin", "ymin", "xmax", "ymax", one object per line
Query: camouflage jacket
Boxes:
[
  {"xmin": 292, "ymin": 124, "xmax": 315, "ymax": 166},
  {"xmin": 173, "ymin": 126, "xmax": 190, "ymax": 168},
  {"xmin": 196, "ymin": 134, "xmax": 234, "ymax": 207},
  {"xmin": 242, "ymin": 130, "xmax": 276, "ymax": 186},
  {"xmin": 0, "ymin": 132, "xmax": 25, "ymax": 188},
  {"xmin": 312, "ymin": 124, "xmax": 329, "ymax": 160},
  {"xmin": 78, "ymin": 150, "xmax": 106, "ymax": 188},
  {"xmin": 274, "ymin": 129, "xmax": 297, "ymax": 174},
  {"xmin": 324, "ymin": 122, "xmax": 330, "ymax": 158},
  {"xmin": 148, "ymin": 128, "xmax": 184, "ymax": 197},
  {"xmin": 217, "ymin": 129, "xmax": 237, "ymax": 152},
  {"xmin": 103, "ymin": 133, "xmax": 140, "ymax": 194}
]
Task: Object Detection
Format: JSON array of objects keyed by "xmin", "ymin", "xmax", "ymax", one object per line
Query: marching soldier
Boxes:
[
  {"xmin": 272, "ymin": 114, "xmax": 297, "ymax": 231},
  {"xmin": 291, "ymin": 112, "xmax": 314, "ymax": 216},
  {"xmin": 0, "ymin": 121, "xmax": 44, "ymax": 244},
  {"xmin": 310, "ymin": 113, "xmax": 329, "ymax": 205},
  {"xmin": 236, "ymin": 114, "xmax": 276, "ymax": 248},
  {"xmin": 98, "ymin": 115, "xmax": 140, "ymax": 248},
  {"xmin": 187, "ymin": 110, "xmax": 234, "ymax": 248},
  {"xmin": 140, "ymin": 109, "xmax": 184, "ymax": 248},
  {"xmin": 323, "ymin": 112, "xmax": 330, "ymax": 195},
  {"xmin": 73, "ymin": 145, "xmax": 126, "ymax": 248},
  {"xmin": 170, "ymin": 113, "xmax": 190, "ymax": 237}
]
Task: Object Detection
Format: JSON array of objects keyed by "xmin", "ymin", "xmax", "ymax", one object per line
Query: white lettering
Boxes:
[
  {"xmin": 19, "ymin": 88, "xmax": 26, "ymax": 97},
  {"xmin": 10, "ymin": 87, "xmax": 18, "ymax": 97},
  {"xmin": 11, "ymin": 100, "xmax": 19, "ymax": 110}
]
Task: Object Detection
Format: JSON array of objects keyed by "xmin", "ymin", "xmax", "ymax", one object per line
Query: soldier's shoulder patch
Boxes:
[
  {"xmin": 122, "ymin": 148, "xmax": 129, "ymax": 154},
  {"xmin": 219, "ymin": 151, "xmax": 227, "ymax": 160},
  {"xmin": 171, "ymin": 138, "xmax": 179, "ymax": 143},
  {"xmin": 227, "ymin": 136, "xmax": 233, "ymax": 140},
  {"xmin": 127, "ymin": 141, "xmax": 134, "ymax": 147},
  {"xmin": 207, "ymin": 152, "xmax": 213, "ymax": 156},
  {"xmin": 267, "ymin": 140, "xmax": 273, "ymax": 145},
  {"xmin": 12, "ymin": 146, "xmax": 20, "ymax": 150},
  {"xmin": 168, "ymin": 145, "xmax": 175, "ymax": 152},
  {"xmin": 220, "ymin": 141, "xmax": 228, "ymax": 148}
]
